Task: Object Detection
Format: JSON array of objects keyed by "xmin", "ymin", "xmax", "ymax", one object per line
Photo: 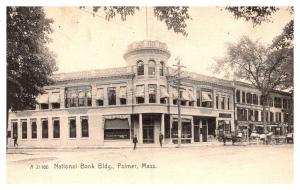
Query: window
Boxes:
[
  {"xmin": 244, "ymin": 109, "xmax": 248, "ymax": 121},
  {"xmin": 274, "ymin": 97, "xmax": 282, "ymax": 108},
  {"xmin": 196, "ymin": 90, "xmax": 201, "ymax": 107},
  {"xmin": 227, "ymin": 97, "xmax": 230, "ymax": 110},
  {"xmin": 42, "ymin": 120, "xmax": 48, "ymax": 138},
  {"xmin": 52, "ymin": 103, "xmax": 60, "ymax": 109},
  {"xmin": 65, "ymin": 86, "xmax": 92, "ymax": 108},
  {"xmin": 260, "ymin": 95, "xmax": 264, "ymax": 105},
  {"xmin": 248, "ymin": 110, "xmax": 253, "ymax": 121},
  {"xmin": 97, "ymin": 99, "xmax": 104, "ymax": 106},
  {"xmin": 283, "ymin": 99, "xmax": 288, "ymax": 109},
  {"xmin": 108, "ymin": 87, "xmax": 116, "ymax": 105},
  {"xmin": 21, "ymin": 120, "xmax": 27, "ymax": 139},
  {"xmin": 201, "ymin": 90, "xmax": 213, "ymax": 108},
  {"xmin": 41, "ymin": 103, "xmax": 49, "ymax": 110},
  {"xmin": 242, "ymin": 91, "xmax": 246, "ymax": 103},
  {"xmin": 53, "ymin": 119, "xmax": 60, "ymax": 138},
  {"xmin": 253, "ymin": 94, "xmax": 258, "ymax": 105},
  {"xmin": 216, "ymin": 95, "xmax": 219, "ymax": 109},
  {"xmin": 236, "ymin": 90, "xmax": 240, "ymax": 103},
  {"xmin": 136, "ymin": 85, "xmax": 145, "ymax": 104},
  {"xmin": 159, "ymin": 61, "xmax": 164, "ymax": 76},
  {"xmin": 119, "ymin": 86, "xmax": 127, "ymax": 105},
  {"xmin": 284, "ymin": 113, "xmax": 289, "ymax": 122},
  {"xmin": 69, "ymin": 118, "xmax": 76, "ymax": 138},
  {"xmin": 137, "ymin": 60, "xmax": 144, "ymax": 76},
  {"xmin": 255, "ymin": 111, "xmax": 259, "ymax": 121},
  {"xmin": 81, "ymin": 117, "xmax": 89, "ymax": 138},
  {"xmin": 268, "ymin": 97, "xmax": 273, "ymax": 107},
  {"xmin": 31, "ymin": 120, "xmax": 37, "ymax": 139},
  {"xmin": 149, "ymin": 84, "xmax": 156, "ymax": 103},
  {"xmin": 270, "ymin": 112, "xmax": 274, "ymax": 122},
  {"xmin": 221, "ymin": 97, "xmax": 225, "ymax": 109},
  {"xmin": 246, "ymin": 93, "xmax": 252, "ymax": 104},
  {"xmin": 104, "ymin": 119, "xmax": 130, "ymax": 140},
  {"xmin": 279, "ymin": 112, "xmax": 282, "ymax": 122},
  {"xmin": 148, "ymin": 60, "xmax": 156, "ymax": 75}
]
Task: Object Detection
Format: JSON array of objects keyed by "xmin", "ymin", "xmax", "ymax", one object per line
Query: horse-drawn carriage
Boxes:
[{"xmin": 218, "ymin": 132, "xmax": 248, "ymax": 145}]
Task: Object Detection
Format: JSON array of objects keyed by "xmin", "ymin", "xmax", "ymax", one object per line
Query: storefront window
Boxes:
[
  {"xmin": 69, "ymin": 118, "xmax": 76, "ymax": 138},
  {"xmin": 42, "ymin": 119, "xmax": 48, "ymax": 138},
  {"xmin": 31, "ymin": 120, "xmax": 37, "ymax": 139},
  {"xmin": 81, "ymin": 117, "xmax": 89, "ymax": 138},
  {"xmin": 21, "ymin": 120, "xmax": 27, "ymax": 139},
  {"xmin": 53, "ymin": 119, "xmax": 60, "ymax": 138},
  {"xmin": 104, "ymin": 119, "xmax": 130, "ymax": 140}
]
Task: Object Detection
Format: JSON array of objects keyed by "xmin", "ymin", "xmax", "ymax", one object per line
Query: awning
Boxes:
[
  {"xmin": 149, "ymin": 85, "xmax": 156, "ymax": 94},
  {"xmin": 173, "ymin": 88, "xmax": 179, "ymax": 99},
  {"xmin": 37, "ymin": 94, "xmax": 49, "ymax": 104},
  {"xmin": 202, "ymin": 91, "xmax": 212, "ymax": 102},
  {"xmin": 119, "ymin": 87, "xmax": 127, "ymax": 98},
  {"xmin": 49, "ymin": 93, "xmax": 60, "ymax": 103},
  {"xmin": 181, "ymin": 90, "xmax": 191, "ymax": 101},
  {"xmin": 160, "ymin": 86, "xmax": 169, "ymax": 98},
  {"xmin": 78, "ymin": 91, "xmax": 85, "ymax": 98},
  {"xmin": 188, "ymin": 90, "xmax": 196, "ymax": 101},
  {"xmin": 104, "ymin": 119, "xmax": 129, "ymax": 130},
  {"xmin": 135, "ymin": 85, "xmax": 145, "ymax": 97},
  {"xmin": 95, "ymin": 88, "xmax": 104, "ymax": 100}
]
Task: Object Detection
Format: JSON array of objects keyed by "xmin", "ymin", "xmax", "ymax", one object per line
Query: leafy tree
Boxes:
[
  {"xmin": 7, "ymin": 7, "xmax": 57, "ymax": 146},
  {"xmin": 80, "ymin": 6, "xmax": 191, "ymax": 36},
  {"xmin": 213, "ymin": 36, "xmax": 293, "ymax": 131}
]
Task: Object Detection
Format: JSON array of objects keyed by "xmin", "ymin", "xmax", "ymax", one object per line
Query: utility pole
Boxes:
[{"xmin": 172, "ymin": 57, "xmax": 186, "ymax": 148}]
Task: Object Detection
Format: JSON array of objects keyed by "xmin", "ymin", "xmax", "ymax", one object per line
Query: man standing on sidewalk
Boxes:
[
  {"xmin": 133, "ymin": 135, "xmax": 138, "ymax": 150},
  {"xmin": 13, "ymin": 134, "xmax": 18, "ymax": 147},
  {"xmin": 159, "ymin": 133, "xmax": 164, "ymax": 147}
]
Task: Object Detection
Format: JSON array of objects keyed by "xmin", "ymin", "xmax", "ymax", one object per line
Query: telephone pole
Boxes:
[{"xmin": 172, "ymin": 57, "xmax": 186, "ymax": 148}]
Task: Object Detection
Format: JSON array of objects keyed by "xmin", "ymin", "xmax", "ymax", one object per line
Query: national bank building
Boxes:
[{"xmin": 8, "ymin": 40, "xmax": 240, "ymax": 148}]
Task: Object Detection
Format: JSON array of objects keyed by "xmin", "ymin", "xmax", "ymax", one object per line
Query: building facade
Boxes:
[{"xmin": 7, "ymin": 40, "xmax": 291, "ymax": 148}]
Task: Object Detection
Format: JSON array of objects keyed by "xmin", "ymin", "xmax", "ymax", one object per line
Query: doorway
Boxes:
[{"xmin": 143, "ymin": 126, "xmax": 154, "ymax": 143}]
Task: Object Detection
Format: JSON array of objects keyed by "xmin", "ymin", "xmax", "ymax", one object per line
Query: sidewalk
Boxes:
[{"xmin": 6, "ymin": 141, "xmax": 222, "ymax": 153}]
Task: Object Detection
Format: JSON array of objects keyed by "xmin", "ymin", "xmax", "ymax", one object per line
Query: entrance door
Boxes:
[
  {"xmin": 194, "ymin": 125, "xmax": 200, "ymax": 142},
  {"xmin": 12, "ymin": 122, "xmax": 18, "ymax": 138},
  {"xmin": 201, "ymin": 120, "xmax": 208, "ymax": 142},
  {"xmin": 143, "ymin": 126, "xmax": 154, "ymax": 143}
]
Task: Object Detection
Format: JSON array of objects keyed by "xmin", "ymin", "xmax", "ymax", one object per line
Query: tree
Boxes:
[
  {"xmin": 213, "ymin": 36, "xmax": 293, "ymax": 131},
  {"xmin": 7, "ymin": 7, "xmax": 57, "ymax": 147},
  {"xmin": 80, "ymin": 6, "xmax": 191, "ymax": 36}
]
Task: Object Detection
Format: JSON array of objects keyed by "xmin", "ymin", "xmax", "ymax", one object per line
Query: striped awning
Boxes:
[
  {"xmin": 135, "ymin": 85, "xmax": 145, "ymax": 97},
  {"xmin": 202, "ymin": 91, "xmax": 212, "ymax": 102},
  {"xmin": 119, "ymin": 87, "xmax": 127, "ymax": 98},
  {"xmin": 95, "ymin": 88, "xmax": 104, "ymax": 100},
  {"xmin": 160, "ymin": 86, "xmax": 169, "ymax": 98},
  {"xmin": 188, "ymin": 90, "xmax": 196, "ymax": 101},
  {"xmin": 37, "ymin": 94, "xmax": 49, "ymax": 104},
  {"xmin": 181, "ymin": 90, "xmax": 191, "ymax": 101},
  {"xmin": 49, "ymin": 92, "xmax": 60, "ymax": 103}
]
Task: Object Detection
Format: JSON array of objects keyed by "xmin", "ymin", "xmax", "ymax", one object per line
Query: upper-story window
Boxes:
[
  {"xmin": 136, "ymin": 85, "xmax": 145, "ymax": 104},
  {"xmin": 236, "ymin": 90, "xmax": 240, "ymax": 103},
  {"xmin": 119, "ymin": 86, "xmax": 127, "ymax": 105},
  {"xmin": 201, "ymin": 90, "xmax": 213, "ymax": 108},
  {"xmin": 283, "ymin": 99, "xmax": 288, "ymax": 109},
  {"xmin": 274, "ymin": 97, "xmax": 282, "ymax": 108},
  {"xmin": 216, "ymin": 95, "xmax": 219, "ymax": 109},
  {"xmin": 96, "ymin": 88, "xmax": 104, "ymax": 106},
  {"xmin": 246, "ymin": 93, "xmax": 252, "ymax": 104},
  {"xmin": 149, "ymin": 84, "xmax": 157, "ymax": 103},
  {"xmin": 253, "ymin": 94, "xmax": 258, "ymax": 105},
  {"xmin": 268, "ymin": 96, "xmax": 273, "ymax": 107},
  {"xmin": 137, "ymin": 60, "xmax": 144, "ymax": 76},
  {"xmin": 242, "ymin": 91, "xmax": 246, "ymax": 104},
  {"xmin": 49, "ymin": 91, "xmax": 60, "ymax": 109},
  {"xmin": 108, "ymin": 87, "xmax": 116, "ymax": 105},
  {"xmin": 148, "ymin": 60, "xmax": 156, "ymax": 75},
  {"xmin": 221, "ymin": 96, "xmax": 225, "ymax": 109},
  {"xmin": 159, "ymin": 61, "xmax": 164, "ymax": 76},
  {"xmin": 65, "ymin": 86, "xmax": 92, "ymax": 108},
  {"xmin": 160, "ymin": 85, "xmax": 169, "ymax": 104}
]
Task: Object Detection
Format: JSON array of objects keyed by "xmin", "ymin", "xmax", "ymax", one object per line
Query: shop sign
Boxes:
[{"xmin": 219, "ymin": 113, "xmax": 231, "ymax": 118}]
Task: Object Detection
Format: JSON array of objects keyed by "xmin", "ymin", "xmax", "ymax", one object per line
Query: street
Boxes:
[{"xmin": 6, "ymin": 144, "xmax": 293, "ymax": 184}]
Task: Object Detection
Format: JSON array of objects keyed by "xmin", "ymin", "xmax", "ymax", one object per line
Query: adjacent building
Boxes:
[{"xmin": 7, "ymin": 40, "xmax": 292, "ymax": 148}]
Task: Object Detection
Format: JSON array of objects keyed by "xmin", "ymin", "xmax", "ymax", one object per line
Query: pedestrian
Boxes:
[
  {"xmin": 13, "ymin": 134, "xmax": 18, "ymax": 147},
  {"xmin": 159, "ymin": 133, "xmax": 164, "ymax": 147},
  {"xmin": 133, "ymin": 135, "xmax": 138, "ymax": 150}
]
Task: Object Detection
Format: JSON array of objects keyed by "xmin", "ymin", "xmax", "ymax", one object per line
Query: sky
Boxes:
[{"xmin": 44, "ymin": 7, "xmax": 292, "ymax": 79}]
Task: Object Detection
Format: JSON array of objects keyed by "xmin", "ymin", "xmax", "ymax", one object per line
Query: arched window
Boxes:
[
  {"xmin": 159, "ymin": 61, "xmax": 164, "ymax": 76},
  {"xmin": 137, "ymin": 60, "xmax": 144, "ymax": 76},
  {"xmin": 148, "ymin": 60, "xmax": 156, "ymax": 75}
]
